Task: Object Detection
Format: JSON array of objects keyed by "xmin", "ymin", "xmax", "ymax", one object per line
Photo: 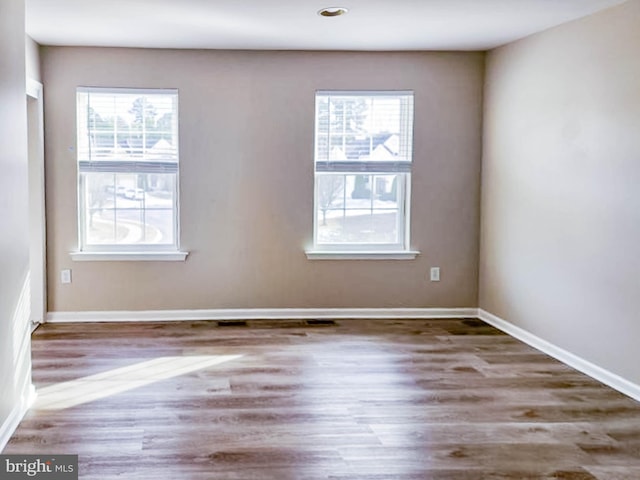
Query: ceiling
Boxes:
[{"xmin": 26, "ymin": 0, "xmax": 626, "ymax": 51}]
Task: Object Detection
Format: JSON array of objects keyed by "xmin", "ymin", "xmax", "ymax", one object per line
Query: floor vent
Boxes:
[
  {"xmin": 461, "ymin": 319, "xmax": 486, "ymax": 328},
  {"xmin": 217, "ymin": 320, "xmax": 248, "ymax": 327},
  {"xmin": 306, "ymin": 319, "xmax": 337, "ymax": 326}
]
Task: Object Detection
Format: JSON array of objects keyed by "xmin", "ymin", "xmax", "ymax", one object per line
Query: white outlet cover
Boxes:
[
  {"xmin": 430, "ymin": 267, "xmax": 440, "ymax": 282},
  {"xmin": 61, "ymin": 269, "xmax": 72, "ymax": 284}
]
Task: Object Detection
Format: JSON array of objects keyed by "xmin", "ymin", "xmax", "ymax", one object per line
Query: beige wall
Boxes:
[
  {"xmin": 0, "ymin": 0, "xmax": 31, "ymax": 426},
  {"xmin": 42, "ymin": 48, "xmax": 484, "ymax": 311},
  {"xmin": 480, "ymin": 1, "xmax": 640, "ymax": 384}
]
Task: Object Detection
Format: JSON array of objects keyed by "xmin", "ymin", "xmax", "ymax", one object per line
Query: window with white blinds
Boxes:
[
  {"xmin": 76, "ymin": 87, "xmax": 180, "ymax": 252},
  {"xmin": 313, "ymin": 91, "xmax": 414, "ymax": 252}
]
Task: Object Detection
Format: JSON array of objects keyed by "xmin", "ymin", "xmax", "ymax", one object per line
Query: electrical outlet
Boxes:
[
  {"xmin": 430, "ymin": 267, "xmax": 440, "ymax": 282},
  {"xmin": 61, "ymin": 269, "xmax": 72, "ymax": 284}
]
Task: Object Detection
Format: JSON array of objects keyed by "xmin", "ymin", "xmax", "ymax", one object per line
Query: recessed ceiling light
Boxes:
[{"xmin": 318, "ymin": 7, "xmax": 349, "ymax": 17}]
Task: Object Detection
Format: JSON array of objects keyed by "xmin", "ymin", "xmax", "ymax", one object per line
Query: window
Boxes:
[
  {"xmin": 308, "ymin": 91, "xmax": 417, "ymax": 259},
  {"xmin": 73, "ymin": 87, "xmax": 186, "ymax": 260}
]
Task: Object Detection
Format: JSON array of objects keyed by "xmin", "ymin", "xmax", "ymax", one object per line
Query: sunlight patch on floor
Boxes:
[{"xmin": 34, "ymin": 354, "xmax": 242, "ymax": 410}]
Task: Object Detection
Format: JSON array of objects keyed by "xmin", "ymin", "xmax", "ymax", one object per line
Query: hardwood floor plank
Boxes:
[{"xmin": 369, "ymin": 422, "xmax": 619, "ymax": 446}]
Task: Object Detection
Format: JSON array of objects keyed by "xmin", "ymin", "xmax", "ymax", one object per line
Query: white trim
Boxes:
[
  {"xmin": 77, "ymin": 86, "xmax": 178, "ymax": 95},
  {"xmin": 478, "ymin": 309, "xmax": 640, "ymax": 402},
  {"xmin": 404, "ymin": 173, "xmax": 412, "ymax": 254},
  {"xmin": 316, "ymin": 90, "xmax": 415, "ymax": 97},
  {"xmin": 0, "ymin": 384, "xmax": 36, "ymax": 452},
  {"xmin": 70, "ymin": 251, "xmax": 189, "ymax": 261},
  {"xmin": 46, "ymin": 307, "xmax": 477, "ymax": 323},
  {"xmin": 305, "ymin": 250, "xmax": 419, "ymax": 260},
  {"xmin": 27, "ymin": 79, "xmax": 47, "ymax": 325},
  {"xmin": 25, "ymin": 78, "xmax": 41, "ymax": 99}
]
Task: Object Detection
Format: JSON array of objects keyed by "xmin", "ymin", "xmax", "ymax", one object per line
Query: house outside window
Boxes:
[
  {"xmin": 74, "ymin": 87, "xmax": 186, "ymax": 261},
  {"xmin": 308, "ymin": 91, "xmax": 417, "ymax": 259}
]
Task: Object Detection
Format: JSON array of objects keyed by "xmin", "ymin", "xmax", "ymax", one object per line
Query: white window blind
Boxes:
[
  {"xmin": 315, "ymin": 91, "xmax": 414, "ymax": 172},
  {"xmin": 77, "ymin": 87, "xmax": 178, "ymax": 173}
]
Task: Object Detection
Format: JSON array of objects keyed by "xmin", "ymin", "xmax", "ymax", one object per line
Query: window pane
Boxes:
[
  {"xmin": 368, "ymin": 210, "xmax": 400, "ymax": 243},
  {"xmin": 114, "ymin": 209, "xmax": 173, "ymax": 245},
  {"xmin": 316, "ymin": 174, "xmax": 345, "ymax": 216},
  {"xmin": 83, "ymin": 173, "xmax": 117, "ymax": 244},
  {"xmin": 317, "ymin": 208, "xmax": 400, "ymax": 244},
  {"xmin": 81, "ymin": 171, "xmax": 176, "ymax": 246},
  {"xmin": 345, "ymin": 174, "xmax": 373, "ymax": 208},
  {"xmin": 372, "ymin": 174, "xmax": 400, "ymax": 208},
  {"xmin": 114, "ymin": 173, "xmax": 143, "ymax": 208},
  {"xmin": 143, "ymin": 209, "xmax": 175, "ymax": 245},
  {"xmin": 322, "ymin": 174, "xmax": 402, "ymax": 210},
  {"xmin": 316, "ymin": 208, "xmax": 345, "ymax": 244}
]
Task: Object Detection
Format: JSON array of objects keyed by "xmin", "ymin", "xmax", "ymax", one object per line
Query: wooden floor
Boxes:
[{"xmin": 5, "ymin": 319, "xmax": 640, "ymax": 479}]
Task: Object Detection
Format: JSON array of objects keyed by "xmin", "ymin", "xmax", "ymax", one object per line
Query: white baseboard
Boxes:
[
  {"xmin": 478, "ymin": 309, "xmax": 640, "ymax": 402},
  {"xmin": 0, "ymin": 384, "xmax": 36, "ymax": 452},
  {"xmin": 46, "ymin": 307, "xmax": 479, "ymax": 323}
]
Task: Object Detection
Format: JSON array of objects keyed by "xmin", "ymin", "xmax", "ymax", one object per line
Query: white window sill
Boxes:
[
  {"xmin": 305, "ymin": 250, "xmax": 420, "ymax": 260},
  {"xmin": 70, "ymin": 251, "xmax": 189, "ymax": 262}
]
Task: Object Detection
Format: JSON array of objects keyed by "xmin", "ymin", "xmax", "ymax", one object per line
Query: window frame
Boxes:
[
  {"xmin": 307, "ymin": 90, "xmax": 418, "ymax": 260},
  {"xmin": 73, "ymin": 86, "xmax": 187, "ymax": 261}
]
